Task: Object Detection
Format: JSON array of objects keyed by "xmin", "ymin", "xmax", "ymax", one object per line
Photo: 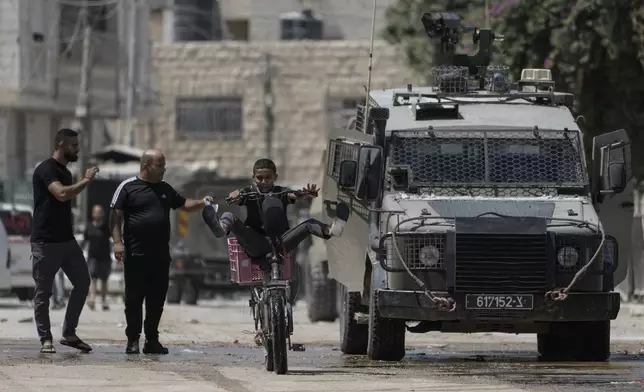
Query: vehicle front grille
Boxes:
[{"xmin": 454, "ymin": 234, "xmax": 548, "ymax": 293}]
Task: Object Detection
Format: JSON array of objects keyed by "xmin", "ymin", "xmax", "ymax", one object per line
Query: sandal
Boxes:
[{"xmin": 60, "ymin": 336, "xmax": 92, "ymax": 352}]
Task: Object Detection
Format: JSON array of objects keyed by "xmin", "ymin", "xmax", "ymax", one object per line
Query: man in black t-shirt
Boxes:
[
  {"xmin": 31, "ymin": 128, "xmax": 99, "ymax": 354},
  {"xmin": 110, "ymin": 149, "xmax": 211, "ymax": 355}
]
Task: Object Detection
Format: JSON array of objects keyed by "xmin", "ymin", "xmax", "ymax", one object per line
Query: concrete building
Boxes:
[
  {"xmin": 0, "ymin": 0, "xmax": 150, "ymax": 192},
  {"xmin": 152, "ymin": 0, "xmax": 395, "ymax": 43},
  {"xmin": 139, "ymin": 0, "xmax": 414, "ymax": 186}
]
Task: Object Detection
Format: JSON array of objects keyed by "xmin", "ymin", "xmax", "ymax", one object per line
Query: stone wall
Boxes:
[
  {"xmin": 0, "ymin": 0, "xmax": 20, "ymax": 91},
  {"xmin": 137, "ymin": 40, "xmax": 419, "ymax": 185}
]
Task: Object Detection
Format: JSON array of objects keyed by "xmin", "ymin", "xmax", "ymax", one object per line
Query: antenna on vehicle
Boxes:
[{"xmin": 363, "ymin": 0, "xmax": 378, "ymax": 131}]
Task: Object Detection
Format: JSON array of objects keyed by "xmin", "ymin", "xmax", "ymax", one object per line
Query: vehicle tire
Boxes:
[
  {"xmin": 537, "ymin": 321, "xmax": 610, "ymax": 361},
  {"xmin": 367, "ymin": 286, "xmax": 406, "ymax": 362},
  {"xmin": 166, "ymin": 279, "xmax": 182, "ymax": 304},
  {"xmin": 183, "ymin": 280, "xmax": 199, "ymax": 305},
  {"xmin": 15, "ymin": 288, "xmax": 34, "ymax": 302},
  {"xmin": 270, "ymin": 293, "xmax": 288, "ymax": 374},
  {"xmin": 338, "ymin": 284, "xmax": 368, "ymax": 355},
  {"xmin": 306, "ymin": 261, "xmax": 338, "ymax": 323}
]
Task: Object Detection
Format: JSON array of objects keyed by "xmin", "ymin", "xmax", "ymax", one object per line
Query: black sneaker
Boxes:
[
  {"xmin": 125, "ymin": 339, "xmax": 140, "ymax": 354},
  {"xmin": 40, "ymin": 340, "xmax": 56, "ymax": 353},
  {"xmin": 142, "ymin": 340, "xmax": 169, "ymax": 355},
  {"xmin": 201, "ymin": 204, "xmax": 225, "ymax": 238},
  {"xmin": 329, "ymin": 202, "xmax": 350, "ymax": 236}
]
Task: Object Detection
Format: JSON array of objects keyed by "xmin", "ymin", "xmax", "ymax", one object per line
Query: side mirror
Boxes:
[
  {"xmin": 338, "ymin": 160, "xmax": 357, "ymax": 188},
  {"xmin": 356, "ymin": 145, "xmax": 383, "ymax": 201},
  {"xmin": 599, "ymin": 143, "xmax": 631, "ymax": 194},
  {"xmin": 608, "ymin": 163, "xmax": 627, "ymax": 192},
  {"xmin": 592, "ymin": 130, "xmax": 632, "ymax": 200}
]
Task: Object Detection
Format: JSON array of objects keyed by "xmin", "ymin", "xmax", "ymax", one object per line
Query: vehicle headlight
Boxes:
[
  {"xmin": 557, "ymin": 246, "xmax": 579, "ymax": 268},
  {"xmin": 419, "ymin": 245, "xmax": 441, "ymax": 267}
]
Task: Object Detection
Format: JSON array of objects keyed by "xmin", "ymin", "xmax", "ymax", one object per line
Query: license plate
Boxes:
[{"xmin": 465, "ymin": 294, "xmax": 533, "ymax": 310}]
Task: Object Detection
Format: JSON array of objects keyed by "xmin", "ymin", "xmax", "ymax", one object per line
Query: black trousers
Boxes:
[
  {"xmin": 31, "ymin": 240, "xmax": 90, "ymax": 342},
  {"xmin": 220, "ymin": 212, "xmax": 330, "ymax": 259},
  {"xmin": 123, "ymin": 253, "xmax": 170, "ymax": 342}
]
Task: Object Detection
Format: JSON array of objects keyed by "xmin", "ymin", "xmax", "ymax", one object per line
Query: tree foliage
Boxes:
[{"xmin": 383, "ymin": 0, "xmax": 644, "ymax": 179}]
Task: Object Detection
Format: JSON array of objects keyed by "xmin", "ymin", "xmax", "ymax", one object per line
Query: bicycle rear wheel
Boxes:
[{"xmin": 270, "ymin": 292, "xmax": 288, "ymax": 374}]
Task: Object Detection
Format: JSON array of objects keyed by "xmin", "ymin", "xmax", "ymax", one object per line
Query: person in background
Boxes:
[
  {"xmin": 51, "ymin": 269, "xmax": 66, "ymax": 310},
  {"xmin": 31, "ymin": 128, "xmax": 99, "ymax": 354},
  {"xmin": 110, "ymin": 149, "xmax": 212, "ymax": 355},
  {"xmin": 83, "ymin": 204, "xmax": 112, "ymax": 311}
]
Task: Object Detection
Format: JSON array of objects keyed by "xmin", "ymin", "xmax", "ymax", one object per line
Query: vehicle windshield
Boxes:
[
  {"xmin": 0, "ymin": 210, "xmax": 32, "ymax": 236},
  {"xmin": 389, "ymin": 130, "xmax": 587, "ymax": 186}
]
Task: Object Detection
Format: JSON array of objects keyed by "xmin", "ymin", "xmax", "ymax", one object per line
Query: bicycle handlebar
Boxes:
[{"xmin": 224, "ymin": 188, "xmax": 316, "ymax": 204}]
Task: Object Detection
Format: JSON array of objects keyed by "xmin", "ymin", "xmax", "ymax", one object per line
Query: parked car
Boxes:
[
  {"xmin": 1, "ymin": 203, "xmax": 34, "ymax": 301},
  {"xmin": 167, "ymin": 241, "xmax": 236, "ymax": 305},
  {"xmin": 0, "ymin": 217, "xmax": 12, "ymax": 294}
]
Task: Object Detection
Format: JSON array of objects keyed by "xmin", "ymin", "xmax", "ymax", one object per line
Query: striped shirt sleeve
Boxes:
[{"xmin": 110, "ymin": 177, "xmax": 136, "ymax": 209}]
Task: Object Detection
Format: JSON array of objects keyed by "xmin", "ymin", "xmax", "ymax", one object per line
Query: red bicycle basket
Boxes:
[{"xmin": 227, "ymin": 237, "xmax": 292, "ymax": 286}]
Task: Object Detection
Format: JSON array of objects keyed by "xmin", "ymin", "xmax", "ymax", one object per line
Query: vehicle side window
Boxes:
[{"xmin": 327, "ymin": 139, "xmax": 360, "ymax": 182}]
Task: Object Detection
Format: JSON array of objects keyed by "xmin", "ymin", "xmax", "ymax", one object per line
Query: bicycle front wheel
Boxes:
[
  {"xmin": 257, "ymin": 290, "xmax": 274, "ymax": 372},
  {"xmin": 270, "ymin": 292, "xmax": 288, "ymax": 374}
]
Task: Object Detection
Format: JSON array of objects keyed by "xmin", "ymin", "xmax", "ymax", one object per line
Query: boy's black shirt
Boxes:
[{"xmin": 238, "ymin": 185, "xmax": 295, "ymax": 235}]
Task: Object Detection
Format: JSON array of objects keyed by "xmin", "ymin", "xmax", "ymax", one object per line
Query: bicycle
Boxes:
[{"xmin": 204, "ymin": 188, "xmax": 310, "ymax": 374}]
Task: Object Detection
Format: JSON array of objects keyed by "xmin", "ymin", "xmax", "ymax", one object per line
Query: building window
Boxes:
[
  {"xmin": 280, "ymin": 9, "xmax": 324, "ymax": 40},
  {"xmin": 176, "ymin": 97, "xmax": 243, "ymax": 139},
  {"xmin": 225, "ymin": 19, "xmax": 249, "ymax": 41},
  {"xmin": 174, "ymin": 0, "xmax": 223, "ymax": 41}
]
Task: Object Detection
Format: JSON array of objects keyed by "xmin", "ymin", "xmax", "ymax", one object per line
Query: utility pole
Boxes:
[
  {"xmin": 124, "ymin": 0, "xmax": 138, "ymax": 146},
  {"xmin": 262, "ymin": 53, "xmax": 275, "ymax": 160},
  {"xmin": 75, "ymin": 3, "xmax": 94, "ymax": 230}
]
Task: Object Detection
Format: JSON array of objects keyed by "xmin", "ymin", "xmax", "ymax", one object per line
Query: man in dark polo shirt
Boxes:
[
  {"xmin": 109, "ymin": 149, "xmax": 211, "ymax": 354},
  {"xmin": 31, "ymin": 128, "xmax": 99, "ymax": 354}
]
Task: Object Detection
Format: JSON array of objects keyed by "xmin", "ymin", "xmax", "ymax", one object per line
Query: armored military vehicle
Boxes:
[{"xmin": 321, "ymin": 12, "xmax": 633, "ymax": 362}]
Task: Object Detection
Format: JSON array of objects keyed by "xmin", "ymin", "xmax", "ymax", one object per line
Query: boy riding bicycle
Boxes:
[{"xmin": 203, "ymin": 158, "xmax": 350, "ymax": 259}]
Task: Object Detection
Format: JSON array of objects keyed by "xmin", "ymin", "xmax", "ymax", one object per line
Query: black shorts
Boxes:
[{"xmin": 88, "ymin": 257, "xmax": 112, "ymax": 280}]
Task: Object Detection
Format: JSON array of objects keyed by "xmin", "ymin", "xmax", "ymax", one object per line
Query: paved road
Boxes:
[{"xmin": 1, "ymin": 296, "xmax": 644, "ymax": 391}]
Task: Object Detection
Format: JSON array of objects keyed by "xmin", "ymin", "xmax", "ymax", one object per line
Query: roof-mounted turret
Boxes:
[{"xmin": 421, "ymin": 12, "xmax": 503, "ymax": 75}]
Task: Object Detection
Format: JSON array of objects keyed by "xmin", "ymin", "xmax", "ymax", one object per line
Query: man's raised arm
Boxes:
[{"xmin": 47, "ymin": 167, "xmax": 99, "ymax": 202}]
